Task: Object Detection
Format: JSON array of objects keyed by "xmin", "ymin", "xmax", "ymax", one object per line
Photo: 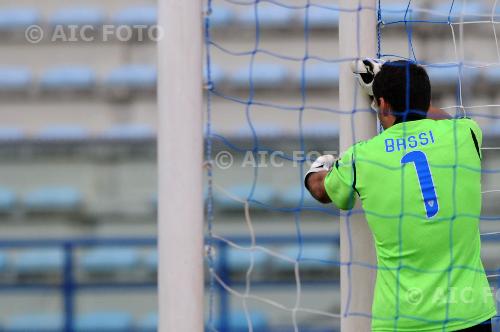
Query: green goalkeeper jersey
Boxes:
[{"xmin": 324, "ymin": 118, "xmax": 497, "ymax": 331}]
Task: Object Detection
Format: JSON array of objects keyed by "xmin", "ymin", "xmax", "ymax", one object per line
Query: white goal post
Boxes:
[
  {"xmin": 158, "ymin": 0, "xmax": 378, "ymax": 331},
  {"xmin": 158, "ymin": 0, "xmax": 204, "ymax": 331},
  {"xmin": 339, "ymin": 0, "xmax": 378, "ymax": 331}
]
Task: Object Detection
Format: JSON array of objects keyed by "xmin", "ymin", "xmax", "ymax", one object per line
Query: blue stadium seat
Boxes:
[
  {"xmin": 113, "ymin": 6, "xmax": 157, "ymax": 26},
  {"xmin": 213, "ymin": 311, "xmax": 268, "ymax": 331},
  {"xmin": 0, "ymin": 187, "xmax": 16, "ymax": 212},
  {"xmin": 14, "ymin": 248, "xmax": 64, "ymax": 274},
  {"xmin": 37, "ymin": 125, "xmax": 89, "ymax": 141},
  {"xmin": 106, "ymin": 65, "xmax": 157, "ymax": 89},
  {"xmin": 74, "ymin": 311, "xmax": 134, "ymax": 332},
  {"xmin": 277, "ymin": 244, "xmax": 339, "ymax": 269},
  {"xmin": 0, "ymin": 7, "xmax": 40, "ymax": 29},
  {"xmin": 0, "ymin": 67, "xmax": 32, "ymax": 90},
  {"xmin": 204, "ymin": 64, "xmax": 225, "ymax": 86},
  {"xmin": 234, "ymin": 124, "xmax": 285, "ymax": 139},
  {"xmin": 5, "ymin": 313, "xmax": 63, "ymax": 332},
  {"xmin": 101, "ymin": 124, "xmax": 155, "ymax": 140},
  {"xmin": 429, "ymin": 3, "xmax": 487, "ymax": 22},
  {"xmin": 425, "ymin": 65, "xmax": 479, "ymax": 87},
  {"xmin": 0, "ymin": 127, "xmax": 24, "ymax": 141},
  {"xmin": 50, "ymin": 7, "xmax": 105, "ymax": 26},
  {"xmin": 239, "ymin": 4, "xmax": 294, "ymax": 27},
  {"xmin": 211, "ymin": 6, "xmax": 234, "ymax": 27},
  {"xmin": 40, "ymin": 66, "xmax": 96, "ymax": 90},
  {"xmin": 280, "ymin": 189, "xmax": 320, "ymax": 207},
  {"xmin": 144, "ymin": 250, "xmax": 157, "ymax": 272},
  {"xmin": 222, "ymin": 247, "xmax": 267, "ymax": 271},
  {"xmin": 483, "ymin": 67, "xmax": 500, "ymax": 83},
  {"xmin": 307, "ymin": 5, "xmax": 340, "ymax": 27},
  {"xmin": 379, "ymin": 3, "xmax": 420, "ymax": 23},
  {"xmin": 80, "ymin": 247, "xmax": 141, "ymax": 273},
  {"xmin": 304, "ymin": 63, "xmax": 340, "ymax": 87},
  {"xmin": 232, "ymin": 63, "xmax": 289, "ymax": 88},
  {"xmin": 302, "ymin": 123, "xmax": 339, "ymax": 138},
  {"xmin": 483, "ymin": 121, "xmax": 500, "ymax": 137},
  {"xmin": 0, "ymin": 250, "xmax": 7, "ymax": 272},
  {"xmin": 214, "ymin": 185, "xmax": 277, "ymax": 210},
  {"xmin": 137, "ymin": 312, "xmax": 157, "ymax": 332},
  {"xmin": 24, "ymin": 186, "xmax": 82, "ymax": 212}
]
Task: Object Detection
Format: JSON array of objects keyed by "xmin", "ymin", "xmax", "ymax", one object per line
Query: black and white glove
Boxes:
[
  {"xmin": 304, "ymin": 155, "xmax": 336, "ymax": 191},
  {"xmin": 350, "ymin": 58, "xmax": 385, "ymax": 96}
]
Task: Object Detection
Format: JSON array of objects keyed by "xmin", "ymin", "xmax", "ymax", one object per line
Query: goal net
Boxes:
[{"xmin": 203, "ymin": 0, "xmax": 500, "ymax": 331}]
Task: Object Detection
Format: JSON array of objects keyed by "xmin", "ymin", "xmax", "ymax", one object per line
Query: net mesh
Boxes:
[{"xmin": 204, "ymin": 0, "xmax": 500, "ymax": 330}]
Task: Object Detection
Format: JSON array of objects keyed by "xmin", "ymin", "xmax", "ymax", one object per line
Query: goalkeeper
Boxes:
[{"xmin": 305, "ymin": 60, "xmax": 497, "ymax": 331}]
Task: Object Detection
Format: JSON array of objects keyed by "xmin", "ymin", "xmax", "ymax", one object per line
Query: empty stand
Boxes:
[{"xmin": 24, "ymin": 186, "xmax": 83, "ymax": 213}]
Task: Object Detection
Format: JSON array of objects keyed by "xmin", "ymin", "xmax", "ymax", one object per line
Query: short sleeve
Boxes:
[{"xmin": 324, "ymin": 146, "xmax": 357, "ymax": 210}]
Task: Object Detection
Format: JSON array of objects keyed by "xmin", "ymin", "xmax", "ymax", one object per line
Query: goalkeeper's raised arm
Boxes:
[{"xmin": 305, "ymin": 60, "xmax": 496, "ymax": 332}]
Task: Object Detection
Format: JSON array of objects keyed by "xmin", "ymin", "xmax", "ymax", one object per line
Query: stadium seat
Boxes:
[
  {"xmin": 302, "ymin": 123, "xmax": 340, "ymax": 138},
  {"xmin": 428, "ymin": 3, "xmax": 487, "ymax": 22},
  {"xmin": 113, "ymin": 6, "xmax": 157, "ymax": 26},
  {"xmin": 37, "ymin": 125, "xmax": 89, "ymax": 141},
  {"xmin": 24, "ymin": 186, "xmax": 83, "ymax": 212},
  {"xmin": 0, "ymin": 250, "xmax": 7, "ymax": 272},
  {"xmin": 307, "ymin": 5, "xmax": 340, "ymax": 27},
  {"xmin": 222, "ymin": 247, "xmax": 267, "ymax": 271},
  {"xmin": 0, "ymin": 127, "xmax": 24, "ymax": 141},
  {"xmin": 136, "ymin": 312, "xmax": 157, "ymax": 332},
  {"xmin": 232, "ymin": 63, "xmax": 289, "ymax": 88},
  {"xmin": 379, "ymin": 3, "xmax": 421, "ymax": 23},
  {"xmin": 303, "ymin": 63, "xmax": 340, "ymax": 87},
  {"xmin": 210, "ymin": 6, "xmax": 234, "ymax": 27},
  {"xmin": 214, "ymin": 185, "xmax": 277, "ymax": 210},
  {"xmin": 213, "ymin": 311, "xmax": 269, "ymax": 331},
  {"xmin": 101, "ymin": 124, "xmax": 155, "ymax": 140},
  {"xmin": 204, "ymin": 64, "xmax": 225, "ymax": 86},
  {"xmin": 277, "ymin": 243, "xmax": 339, "ymax": 269},
  {"xmin": 106, "ymin": 65, "xmax": 157, "ymax": 89},
  {"xmin": 0, "ymin": 187, "xmax": 16, "ymax": 212},
  {"xmin": 483, "ymin": 121, "xmax": 500, "ymax": 137},
  {"xmin": 425, "ymin": 65, "xmax": 479, "ymax": 87},
  {"xmin": 79, "ymin": 247, "xmax": 141, "ymax": 273},
  {"xmin": 74, "ymin": 311, "xmax": 134, "ymax": 332},
  {"xmin": 0, "ymin": 67, "xmax": 32, "ymax": 90},
  {"xmin": 144, "ymin": 250, "xmax": 157, "ymax": 272},
  {"xmin": 40, "ymin": 66, "xmax": 96, "ymax": 90},
  {"xmin": 239, "ymin": 3, "xmax": 294, "ymax": 27},
  {"xmin": 0, "ymin": 7, "xmax": 40, "ymax": 29},
  {"xmin": 5, "ymin": 313, "xmax": 63, "ymax": 332},
  {"xmin": 234, "ymin": 124, "xmax": 285, "ymax": 139},
  {"xmin": 279, "ymin": 189, "xmax": 320, "ymax": 207},
  {"xmin": 483, "ymin": 66, "xmax": 500, "ymax": 83},
  {"xmin": 14, "ymin": 248, "xmax": 64, "ymax": 274},
  {"xmin": 50, "ymin": 7, "xmax": 105, "ymax": 26}
]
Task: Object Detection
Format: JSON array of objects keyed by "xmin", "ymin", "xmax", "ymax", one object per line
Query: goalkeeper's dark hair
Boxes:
[{"xmin": 372, "ymin": 60, "xmax": 431, "ymax": 123}]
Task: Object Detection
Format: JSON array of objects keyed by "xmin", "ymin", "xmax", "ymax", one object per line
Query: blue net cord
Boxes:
[{"xmin": 205, "ymin": 0, "xmax": 500, "ymax": 331}]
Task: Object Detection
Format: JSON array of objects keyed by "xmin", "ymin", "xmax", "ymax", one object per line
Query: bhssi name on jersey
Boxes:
[{"xmin": 384, "ymin": 131, "xmax": 436, "ymax": 153}]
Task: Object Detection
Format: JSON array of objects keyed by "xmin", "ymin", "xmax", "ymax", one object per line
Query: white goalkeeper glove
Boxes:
[
  {"xmin": 304, "ymin": 155, "xmax": 336, "ymax": 191},
  {"xmin": 350, "ymin": 58, "xmax": 385, "ymax": 97}
]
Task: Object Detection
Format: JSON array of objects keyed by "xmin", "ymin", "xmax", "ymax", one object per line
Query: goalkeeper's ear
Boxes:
[{"xmin": 377, "ymin": 98, "xmax": 398, "ymax": 129}]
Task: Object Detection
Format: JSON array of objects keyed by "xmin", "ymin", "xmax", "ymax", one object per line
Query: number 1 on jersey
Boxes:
[{"xmin": 401, "ymin": 150, "xmax": 439, "ymax": 218}]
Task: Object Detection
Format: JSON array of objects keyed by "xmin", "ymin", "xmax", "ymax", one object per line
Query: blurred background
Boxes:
[{"xmin": 0, "ymin": 0, "xmax": 498, "ymax": 331}]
